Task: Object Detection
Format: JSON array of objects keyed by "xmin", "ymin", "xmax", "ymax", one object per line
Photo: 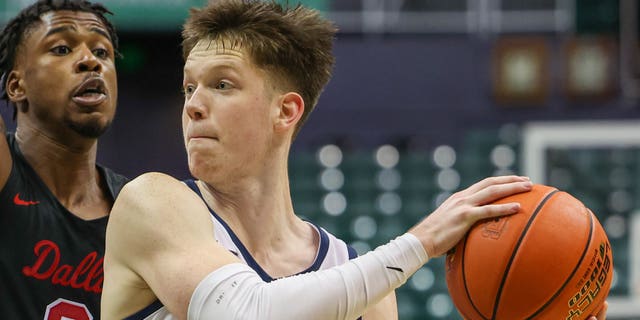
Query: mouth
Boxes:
[
  {"xmin": 72, "ymin": 77, "xmax": 107, "ymax": 107},
  {"xmin": 188, "ymin": 135, "xmax": 218, "ymax": 142},
  {"xmin": 187, "ymin": 131, "xmax": 219, "ymax": 143}
]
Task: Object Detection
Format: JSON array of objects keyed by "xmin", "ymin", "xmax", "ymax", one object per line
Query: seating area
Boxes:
[{"xmin": 290, "ymin": 126, "xmax": 636, "ymax": 319}]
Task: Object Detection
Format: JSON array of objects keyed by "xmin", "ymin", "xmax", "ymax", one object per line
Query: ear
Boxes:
[
  {"xmin": 274, "ymin": 92, "xmax": 304, "ymax": 133},
  {"xmin": 5, "ymin": 71, "xmax": 26, "ymax": 103}
]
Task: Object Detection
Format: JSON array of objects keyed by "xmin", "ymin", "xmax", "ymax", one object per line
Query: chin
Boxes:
[
  {"xmin": 189, "ymin": 168, "xmax": 209, "ymax": 182},
  {"xmin": 66, "ymin": 118, "xmax": 112, "ymax": 138},
  {"xmin": 188, "ymin": 160, "xmax": 220, "ymax": 182},
  {"xmin": 188, "ymin": 162, "xmax": 206, "ymax": 180}
]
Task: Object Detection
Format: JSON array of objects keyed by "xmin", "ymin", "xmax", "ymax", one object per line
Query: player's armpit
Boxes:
[{"xmin": 102, "ymin": 172, "xmax": 241, "ymax": 319}]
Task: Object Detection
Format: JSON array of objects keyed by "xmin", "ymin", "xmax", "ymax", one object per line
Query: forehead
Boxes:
[
  {"xmin": 30, "ymin": 10, "xmax": 109, "ymax": 40},
  {"xmin": 190, "ymin": 39, "xmax": 249, "ymax": 58},
  {"xmin": 185, "ymin": 39, "xmax": 254, "ymax": 71}
]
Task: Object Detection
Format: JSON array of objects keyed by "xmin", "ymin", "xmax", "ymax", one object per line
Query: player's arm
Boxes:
[
  {"xmin": 104, "ymin": 173, "xmax": 531, "ymax": 319},
  {"xmin": 0, "ymin": 110, "xmax": 11, "ymax": 190},
  {"xmin": 102, "ymin": 172, "xmax": 241, "ymax": 318},
  {"xmin": 362, "ymin": 291, "xmax": 397, "ymax": 320}
]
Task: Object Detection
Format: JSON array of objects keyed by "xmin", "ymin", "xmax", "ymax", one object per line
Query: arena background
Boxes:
[{"xmin": 2, "ymin": 0, "xmax": 639, "ymax": 318}]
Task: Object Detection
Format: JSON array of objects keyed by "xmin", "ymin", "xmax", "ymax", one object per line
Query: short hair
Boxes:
[
  {"xmin": 0, "ymin": 0, "xmax": 120, "ymax": 119},
  {"xmin": 182, "ymin": 0, "xmax": 337, "ymax": 137}
]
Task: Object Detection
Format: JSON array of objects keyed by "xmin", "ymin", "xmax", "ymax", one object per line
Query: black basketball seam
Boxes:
[
  {"xmin": 462, "ymin": 234, "xmax": 490, "ymax": 320},
  {"xmin": 490, "ymin": 189, "xmax": 559, "ymax": 320},
  {"xmin": 525, "ymin": 202, "xmax": 594, "ymax": 319}
]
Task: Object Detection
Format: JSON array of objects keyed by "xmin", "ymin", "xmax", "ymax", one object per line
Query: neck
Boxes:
[
  {"xmin": 15, "ymin": 125, "xmax": 109, "ymax": 219},
  {"xmin": 195, "ymin": 137, "xmax": 321, "ymax": 277},
  {"xmin": 199, "ymin": 176, "xmax": 319, "ymax": 278},
  {"xmin": 199, "ymin": 167, "xmax": 302, "ymax": 249},
  {"xmin": 201, "ymin": 141, "xmax": 297, "ymax": 238}
]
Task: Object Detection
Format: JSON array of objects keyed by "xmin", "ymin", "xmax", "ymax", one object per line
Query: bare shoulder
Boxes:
[
  {"xmin": 109, "ymin": 172, "xmax": 175, "ymax": 228},
  {"xmin": 118, "ymin": 171, "xmax": 184, "ymax": 198},
  {"xmin": 107, "ymin": 172, "xmax": 214, "ymax": 259},
  {"xmin": 110, "ymin": 172, "xmax": 199, "ymax": 222},
  {"xmin": 102, "ymin": 172, "xmax": 185, "ymax": 319},
  {"xmin": 0, "ymin": 115, "xmax": 11, "ymax": 189},
  {"xmin": 104, "ymin": 172, "xmax": 236, "ymax": 318}
]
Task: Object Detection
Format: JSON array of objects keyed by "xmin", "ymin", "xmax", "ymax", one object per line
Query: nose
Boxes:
[
  {"xmin": 74, "ymin": 46, "xmax": 102, "ymax": 73},
  {"xmin": 184, "ymin": 88, "xmax": 207, "ymax": 121}
]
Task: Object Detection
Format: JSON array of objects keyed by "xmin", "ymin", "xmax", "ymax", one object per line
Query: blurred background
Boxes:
[{"xmin": 2, "ymin": 0, "xmax": 640, "ymax": 318}]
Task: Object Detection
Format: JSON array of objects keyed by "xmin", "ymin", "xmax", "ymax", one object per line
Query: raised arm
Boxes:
[
  {"xmin": 0, "ymin": 113, "xmax": 11, "ymax": 190},
  {"xmin": 103, "ymin": 173, "xmax": 532, "ymax": 320}
]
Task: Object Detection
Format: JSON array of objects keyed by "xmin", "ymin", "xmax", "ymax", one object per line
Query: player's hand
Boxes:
[
  {"xmin": 588, "ymin": 301, "xmax": 608, "ymax": 320},
  {"xmin": 408, "ymin": 175, "xmax": 532, "ymax": 258}
]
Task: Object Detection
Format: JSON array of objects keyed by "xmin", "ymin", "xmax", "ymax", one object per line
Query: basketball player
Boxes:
[
  {"xmin": 102, "ymin": 2, "xmax": 395, "ymax": 317},
  {"xmin": 99, "ymin": 1, "xmax": 591, "ymax": 319},
  {"xmin": 0, "ymin": 1, "xmax": 127, "ymax": 318}
]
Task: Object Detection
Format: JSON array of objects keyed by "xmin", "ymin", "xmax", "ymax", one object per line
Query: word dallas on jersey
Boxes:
[{"xmin": 22, "ymin": 239, "xmax": 103, "ymax": 293}]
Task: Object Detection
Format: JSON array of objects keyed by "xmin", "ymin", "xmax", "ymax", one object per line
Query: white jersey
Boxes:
[{"xmin": 124, "ymin": 179, "xmax": 357, "ymax": 320}]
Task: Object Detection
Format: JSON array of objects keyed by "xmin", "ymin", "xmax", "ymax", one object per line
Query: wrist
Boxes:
[
  {"xmin": 406, "ymin": 228, "xmax": 436, "ymax": 258},
  {"xmin": 401, "ymin": 233, "xmax": 430, "ymax": 263}
]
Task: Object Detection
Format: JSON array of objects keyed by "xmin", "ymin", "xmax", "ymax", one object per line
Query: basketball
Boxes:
[{"xmin": 445, "ymin": 184, "xmax": 613, "ymax": 319}]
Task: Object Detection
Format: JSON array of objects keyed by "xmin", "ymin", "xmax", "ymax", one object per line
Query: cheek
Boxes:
[
  {"xmin": 232, "ymin": 103, "xmax": 272, "ymax": 138},
  {"xmin": 181, "ymin": 110, "xmax": 189, "ymax": 141},
  {"xmin": 181, "ymin": 111, "xmax": 197, "ymax": 154},
  {"xmin": 230, "ymin": 115, "xmax": 263, "ymax": 142},
  {"xmin": 106, "ymin": 68, "xmax": 118, "ymax": 98},
  {"xmin": 26, "ymin": 62, "xmax": 71, "ymax": 100},
  {"xmin": 23, "ymin": 73, "xmax": 61, "ymax": 113}
]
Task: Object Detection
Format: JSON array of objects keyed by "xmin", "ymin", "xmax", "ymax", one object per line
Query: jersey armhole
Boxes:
[{"xmin": 347, "ymin": 245, "xmax": 358, "ymax": 259}]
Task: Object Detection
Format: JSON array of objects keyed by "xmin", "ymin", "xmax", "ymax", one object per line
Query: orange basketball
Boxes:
[{"xmin": 445, "ymin": 184, "xmax": 613, "ymax": 319}]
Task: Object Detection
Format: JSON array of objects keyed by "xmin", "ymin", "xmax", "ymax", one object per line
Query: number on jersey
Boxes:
[{"xmin": 44, "ymin": 298, "xmax": 93, "ymax": 320}]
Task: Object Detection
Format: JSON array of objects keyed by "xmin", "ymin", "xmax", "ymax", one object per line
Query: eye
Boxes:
[
  {"xmin": 93, "ymin": 48, "xmax": 110, "ymax": 59},
  {"xmin": 51, "ymin": 45, "xmax": 71, "ymax": 55},
  {"xmin": 182, "ymin": 84, "xmax": 196, "ymax": 96},
  {"xmin": 215, "ymin": 81, "xmax": 232, "ymax": 90}
]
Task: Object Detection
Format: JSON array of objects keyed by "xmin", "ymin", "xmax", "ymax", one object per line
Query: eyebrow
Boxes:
[
  {"xmin": 45, "ymin": 25, "xmax": 111, "ymax": 42},
  {"xmin": 184, "ymin": 61, "xmax": 245, "ymax": 84}
]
